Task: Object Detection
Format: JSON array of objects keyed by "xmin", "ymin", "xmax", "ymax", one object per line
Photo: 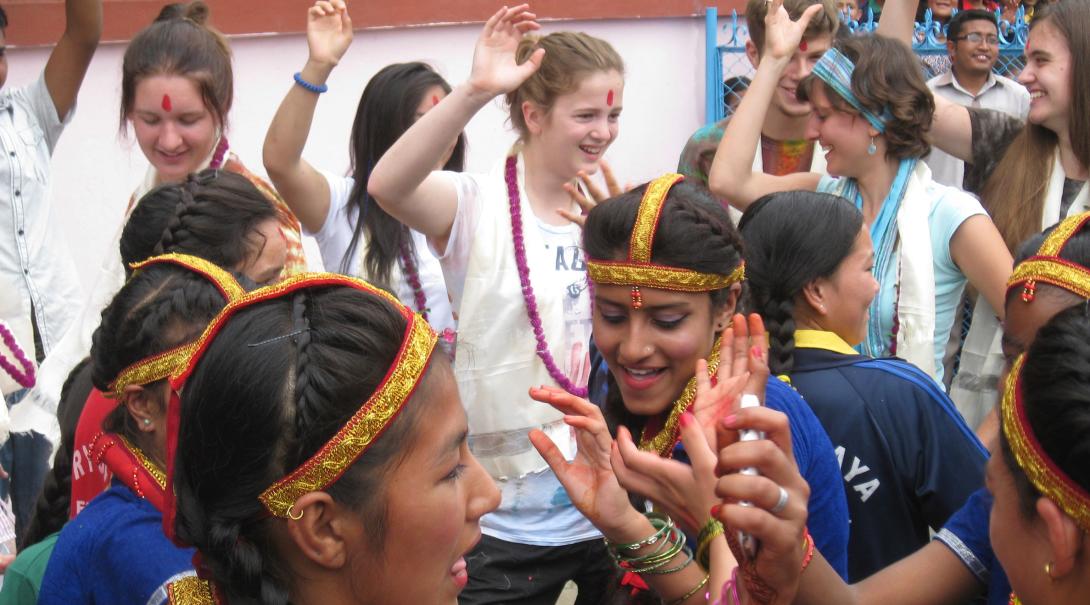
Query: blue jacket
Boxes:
[{"xmin": 789, "ymin": 330, "xmax": 988, "ymax": 580}]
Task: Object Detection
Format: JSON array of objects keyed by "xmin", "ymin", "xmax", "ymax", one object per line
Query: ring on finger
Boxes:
[{"xmin": 769, "ymin": 485, "xmax": 789, "ymax": 515}]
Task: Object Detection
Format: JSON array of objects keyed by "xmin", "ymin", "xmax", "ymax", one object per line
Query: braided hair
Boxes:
[
  {"xmin": 738, "ymin": 191, "xmax": 863, "ymax": 376},
  {"xmin": 19, "ymin": 358, "xmax": 94, "ymax": 550},
  {"xmin": 89, "ymin": 263, "xmax": 234, "ymax": 446},
  {"xmin": 1001, "ymin": 304, "xmax": 1090, "ymax": 519},
  {"xmin": 120, "ymin": 169, "xmax": 277, "ymax": 274},
  {"xmin": 582, "ymin": 179, "xmax": 744, "ymax": 438},
  {"xmin": 173, "ymin": 286, "xmax": 442, "ymax": 603}
]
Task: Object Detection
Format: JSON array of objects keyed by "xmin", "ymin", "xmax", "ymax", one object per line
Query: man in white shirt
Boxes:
[
  {"xmin": 925, "ymin": 9, "xmax": 1029, "ymax": 188},
  {"xmin": 0, "ymin": 0, "xmax": 101, "ymax": 537}
]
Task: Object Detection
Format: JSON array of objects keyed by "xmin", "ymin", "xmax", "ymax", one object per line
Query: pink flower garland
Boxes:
[
  {"xmin": 0, "ymin": 323, "xmax": 35, "ymax": 389},
  {"xmin": 399, "ymin": 234, "xmax": 430, "ymax": 322},
  {"xmin": 505, "ymin": 155, "xmax": 588, "ymax": 398},
  {"xmin": 209, "ymin": 135, "xmax": 229, "ymax": 170}
]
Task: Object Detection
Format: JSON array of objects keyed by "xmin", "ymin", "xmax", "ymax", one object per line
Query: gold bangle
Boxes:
[
  {"xmin": 666, "ymin": 573, "xmax": 710, "ymax": 605},
  {"xmin": 696, "ymin": 518, "xmax": 725, "ymax": 570}
]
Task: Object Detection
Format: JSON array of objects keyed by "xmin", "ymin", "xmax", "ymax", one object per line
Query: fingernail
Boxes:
[
  {"xmin": 710, "ymin": 504, "xmax": 722, "ymax": 517},
  {"xmin": 722, "ymin": 414, "xmax": 738, "ymax": 427},
  {"xmin": 679, "ymin": 412, "xmax": 694, "ymax": 427},
  {"xmin": 751, "ymin": 346, "xmax": 763, "ymax": 361}
]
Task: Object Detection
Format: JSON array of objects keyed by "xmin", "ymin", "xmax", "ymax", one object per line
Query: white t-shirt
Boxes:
[
  {"xmin": 436, "ymin": 170, "xmax": 598, "ymax": 546},
  {"xmin": 311, "ymin": 171, "xmax": 455, "ymax": 336}
]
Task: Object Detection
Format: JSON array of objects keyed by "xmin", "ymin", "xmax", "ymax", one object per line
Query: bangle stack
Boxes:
[
  {"xmin": 695, "ymin": 517, "xmax": 725, "ymax": 570},
  {"xmin": 605, "ymin": 513, "xmax": 693, "ymax": 575}
]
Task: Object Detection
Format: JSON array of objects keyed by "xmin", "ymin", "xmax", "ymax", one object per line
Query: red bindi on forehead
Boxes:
[
  {"xmin": 432, "ymin": 95, "xmax": 440, "ymax": 106},
  {"xmin": 799, "ymin": 40, "xmax": 808, "ymax": 52},
  {"xmin": 606, "ymin": 89, "xmax": 615, "ymax": 107},
  {"xmin": 161, "ymin": 94, "xmax": 172, "ymax": 112}
]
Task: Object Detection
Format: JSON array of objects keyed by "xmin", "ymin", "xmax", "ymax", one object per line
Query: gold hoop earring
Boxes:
[
  {"xmin": 1045, "ymin": 561, "xmax": 1056, "ymax": 581},
  {"xmin": 287, "ymin": 504, "xmax": 304, "ymax": 521}
]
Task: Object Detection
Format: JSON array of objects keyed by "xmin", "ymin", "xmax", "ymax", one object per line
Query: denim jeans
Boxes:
[{"xmin": 0, "ymin": 389, "xmax": 53, "ymax": 541}]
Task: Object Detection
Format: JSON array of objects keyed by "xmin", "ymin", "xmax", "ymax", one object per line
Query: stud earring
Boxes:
[
  {"xmin": 867, "ymin": 137, "xmax": 877, "ymax": 156},
  {"xmin": 1045, "ymin": 561, "xmax": 1055, "ymax": 581}
]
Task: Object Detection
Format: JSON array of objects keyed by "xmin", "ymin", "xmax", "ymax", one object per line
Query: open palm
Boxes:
[
  {"xmin": 467, "ymin": 5, "xmax": 545, "ymax": 97},
  {"xmin": 528, "ymin": 386, "xmax": 635, "ymax": 531},
  {"xmin": 762, "ymin": 0, "xmax": 825, "ymax": 60},
  {"xmin": 307, "ymin": 0, "xmax": 353, "ymax": 66}
]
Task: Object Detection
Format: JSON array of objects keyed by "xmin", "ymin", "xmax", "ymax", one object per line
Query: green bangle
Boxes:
[
  {"xmin": 665, "ymin": 573, "xmax": 710, "ymax": 605},
  {"xmin": 643, "ymin": 545, "xmax": 694, "ymax": 575},
  {"xmin": 606, "ymin": 512, "xmax": 673, "ymax": 552}
]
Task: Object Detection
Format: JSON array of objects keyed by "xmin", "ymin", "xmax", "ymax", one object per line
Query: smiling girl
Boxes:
[
  {"xmin": 367, "ymin": 5, "xmax": 626, "ymax": 600},
  {"xmin": 121, "ymin": 2, "xmax": 305, "ymax": 275},
  {"xmin": 709, "ymin": 0, "xmax": 1012, "ymax": 384}
]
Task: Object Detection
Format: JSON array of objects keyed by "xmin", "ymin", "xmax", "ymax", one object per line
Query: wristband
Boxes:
[
  {"xmin": 293, "ymin": 72, "xmax": 328, "ymax": 94},
  {"xmin": 800, "ymin": 528, "xmax": 815, "ymax": 572}
]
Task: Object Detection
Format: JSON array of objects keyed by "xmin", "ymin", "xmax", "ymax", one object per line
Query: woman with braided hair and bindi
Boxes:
[
  {"xmin": 263, "ymin": 0, "xmax": 464, "ymax": 340},
  {"xmin": 160, "ymin": 275, "xmax": 500, "ymax": 604},
  {"xmin": 368, "ymin": 5, "xmax": 627, "ymax": 599},
  {"xmin": 37, "ymin": 255, "xmax": 245, "ymax": 604},
  {"xmin": 738, "ymin": 190, "xmax": 987, "ymax": 581},
  {"xmin": 526, "ymin": 175, "xmax": 848, "ymax": 604}
]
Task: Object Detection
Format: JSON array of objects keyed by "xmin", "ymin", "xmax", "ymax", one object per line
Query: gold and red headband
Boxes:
[
  {"xmin": 1001, "ymin": 354, "xmax": 1090, "ymax": 532},
  {"xmin": 106, "ymin": 253, "xmax": 246, "ymax": 398},
  {"xmin": 163, "ymin": 273, "xmax": 438, "ymax": 526},
  {"xmin": 585, "ymin": 173, "xmax": 745, "ymax": 309},
  {"xmin": 1007, "ymin": 212, "xmax": 1090, "ymax": 303}
]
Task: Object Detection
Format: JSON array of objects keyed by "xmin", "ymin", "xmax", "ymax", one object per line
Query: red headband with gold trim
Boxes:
[
  {"xmin": 106, "ymin": 253, "xmax": 245, "ymax": 398},
  {"xmin": 1007, "ymin": 212, "xmax": 1090, "ymax": 303},
  {"xmin": 585, "ymin": 174, "xmax": 745, "ymax": 309},
  {"xmin": 1001, "ymin": 354, "xmax": 1090, "ymax": 532},
  {"xmin": 161, "ymin": 273, "xmax": 438, "ymax": 538}
]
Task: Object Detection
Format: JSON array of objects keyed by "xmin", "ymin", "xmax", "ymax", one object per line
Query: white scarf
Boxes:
[{"xmin": 951, "ymin": 150, "xmax": 1089, "ymax": 427}]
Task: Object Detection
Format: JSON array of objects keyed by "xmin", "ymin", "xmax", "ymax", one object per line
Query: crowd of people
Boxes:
[{"xmin": 0, "ymin": 0, "xmax": 1088, "ymax": 603}]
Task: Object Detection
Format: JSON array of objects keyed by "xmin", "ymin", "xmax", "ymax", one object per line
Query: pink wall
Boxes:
[{"xmin": 12, "ymin": 15, "xmax": 712, "ymax": 292}]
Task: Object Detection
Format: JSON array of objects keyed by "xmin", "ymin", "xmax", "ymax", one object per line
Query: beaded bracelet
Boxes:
[
  {"xmin": 800, "ymin": 528, "xmax": 815, "ymax": 572},
  {"xmin": 293, "ymin": 72, "xmax": 329, "ymax": 94},
  {"xmin": 665, "ymin": 573, "xmax": 709, "ymax": 605},
  {"xmin": 695, "ymin": 518, "xmax": 725, "ymax": 570}
]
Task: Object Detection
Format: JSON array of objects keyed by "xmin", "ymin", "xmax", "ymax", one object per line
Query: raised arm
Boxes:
[
  {"xmin": 42, "ymin": 0, "xmax": 103, "ymax": 120},
  {"xmin": 263, "ymin": 0, "xmax": 352, "ymax": 234},
  {"xmin": 707, "ymin": 0, "xmax": 822, "ymax": 211},
  {"xmin": 873, "ymin": 0, "xmax": 974, "ymax": 160},
  {"xmin": 875, "ymin": 0, "xmax": 918, "ymax": 44},
  {"xmin": 367, "ymin": 5, "xmax": 543, "ymax": 241}
]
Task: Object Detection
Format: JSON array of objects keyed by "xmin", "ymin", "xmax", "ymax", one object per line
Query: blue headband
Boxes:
[{"xmin": 811, "ymin": 48, "xmax": 891, "ymax": 132}]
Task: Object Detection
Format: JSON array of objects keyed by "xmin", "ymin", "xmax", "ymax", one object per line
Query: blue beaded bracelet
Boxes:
[{"xmin": 293, "ymin": 72, "xmax": 328, "ymax": 94}]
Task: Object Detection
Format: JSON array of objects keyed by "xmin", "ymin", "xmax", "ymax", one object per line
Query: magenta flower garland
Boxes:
[
  {"xmin": 505, "ymin": 155, "xmax": 588, "ymax": 398},
  {"xmin": 209, "ymin": 135, "xmax": 229, "ymax": 170},
  {"xmin": 0, "ymin": 323, "xmax": 35, "ymax": 389},
  {"xmin": 399, "ymin": 234, "xmax": 430, "ymax": 322}
]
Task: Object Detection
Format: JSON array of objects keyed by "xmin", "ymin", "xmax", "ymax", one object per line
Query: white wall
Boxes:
[{"xmin": 10, "ymin": 16, "xmax": 709, "ymax": 295}]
